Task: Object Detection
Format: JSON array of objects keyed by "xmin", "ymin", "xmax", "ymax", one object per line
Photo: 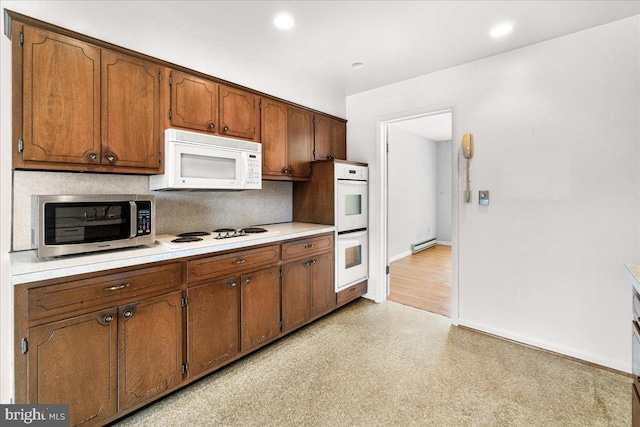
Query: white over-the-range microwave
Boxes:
[{"xmin": 150, "ymin": 129, "xmax": 262, "ymax": 191}]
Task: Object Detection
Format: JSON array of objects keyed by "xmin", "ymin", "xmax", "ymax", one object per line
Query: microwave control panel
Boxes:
[
  {"xmin": 136, "ymin": 201, "xmax": 153, "ymax": 236},
  {"xmin": 245, "ymin": 153, "xmax": 262, "ymax": 187}
]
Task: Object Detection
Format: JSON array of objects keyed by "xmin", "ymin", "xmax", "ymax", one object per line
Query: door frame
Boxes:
[{"xmin": 375, "ymin": 103, "xmax": 459, "ymax": 325}]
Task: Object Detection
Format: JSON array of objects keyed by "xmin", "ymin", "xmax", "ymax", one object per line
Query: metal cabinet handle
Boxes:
[
  {"xmin": 208, "ymin": 122, "xmax": 215, "ymax": 130},
  {"xmin": 106, "ymin": 283, "xmax": 130, "ymax": 291},
  {"xmin": 223, "ymin": 125, "xmax": 229, "ymax": 132},
  {"xmin": 228, "ymin": 281, "xmax": 237, "ymax": 288},
  {"xmin": 245, "ymin": 278, "xmax": 251, "ymax": 284},
  {"xmin": 234, "ymin": 259, "xmax": 246, "ymax": 264},
  {"xmin": 305, "ymin": 243, "xmax": 314, "ymax": 249},
  {"xmin": 103, "ymin": 314, "xmax": 114, "ymax": 323},
  {"xmin": 106, "ymin": 155, "xmax": 115, "ymax": 163},
  {"xmin": 123, "ymin": 310, "xmax": 133, "ymax": 319},
  {"xmin": 88, "ymin": 153, "xmax": 97, "ymax": 160}
]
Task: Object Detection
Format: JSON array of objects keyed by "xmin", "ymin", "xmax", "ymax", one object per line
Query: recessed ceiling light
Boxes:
[
  {"xmin": 274, "ymin": 12, "xmax": 295, "ymax": 30},
  {"xmin": 351, "ymin": 61, "xmax": 365, "ymax": 69},
  {"xmin": 490, "ymin": 22, "xmax": 513, "ymax": 38}
]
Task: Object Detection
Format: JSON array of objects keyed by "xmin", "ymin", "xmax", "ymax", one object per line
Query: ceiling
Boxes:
[{"xmin": 120, "ymin": 1, "xmax": 640, "ymax": 97}]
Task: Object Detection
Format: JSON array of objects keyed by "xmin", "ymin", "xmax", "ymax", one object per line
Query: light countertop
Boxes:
[
  {"xmin": 625, "ymin": 264, "xmax": 640, "ymax": 295},
  {"xmin": 10, "ymin": 222, "xmax": 335, "ymax": 285}
]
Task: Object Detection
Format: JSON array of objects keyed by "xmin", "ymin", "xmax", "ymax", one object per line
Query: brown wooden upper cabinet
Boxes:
[
  {"xmin": 15, "ymin": 24, "xmax": 162, "ymax": 174},
  {"xmin": 168, "ymin": 70, "xmax": 260, "ymax": 142},
  {"xmin": 261, "ymin": 98, "xmax": 313, "ymax": 180},
  {"xmin": 313, "ymin": 114, "xmax": 347, "ymax": 161},
  {"xmin": 168, "ymin": 70, "xmax": 218, "ymax": 133}
]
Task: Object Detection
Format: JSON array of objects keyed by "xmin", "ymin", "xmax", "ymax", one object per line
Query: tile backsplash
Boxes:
[{"xmin": 12, "ymin": 170, "xmax": 292, "ymax": 252}]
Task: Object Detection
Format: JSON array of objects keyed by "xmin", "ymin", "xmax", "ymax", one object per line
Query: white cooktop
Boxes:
[{"xmin": 156, "ymin": 229, "xmax": 282, "ymax": 249}]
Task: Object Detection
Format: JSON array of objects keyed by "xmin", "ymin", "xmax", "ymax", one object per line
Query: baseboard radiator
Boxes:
[{"xmin": 411, "ymin": 238, "xmax": 437, "ymax": 254}]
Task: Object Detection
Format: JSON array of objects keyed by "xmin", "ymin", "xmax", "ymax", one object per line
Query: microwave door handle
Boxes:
[{"xmin": 129, "ymin": 202, "xmax": 137, "ymax": 238}]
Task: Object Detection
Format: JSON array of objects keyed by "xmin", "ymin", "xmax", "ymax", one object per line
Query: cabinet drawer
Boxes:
[
  {"xmin": 282, "ymin": 233, "xmax": 334, "ymax": 261},
  {"xmin": 337, "ymin": 280, "xmax": 367, "ymax": 306},
  {"xmin": 28, "ymin": 263, "xmax": 183, "ymax": 323},
  {"xmin": 188, "ymin": 245, "xmax": 280, "ymax": 284}
]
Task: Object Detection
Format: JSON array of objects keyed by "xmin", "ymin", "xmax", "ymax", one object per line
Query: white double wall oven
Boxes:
[{"xmin": 335, "ymin": 163, "xmax": 369, "ymax": 292}]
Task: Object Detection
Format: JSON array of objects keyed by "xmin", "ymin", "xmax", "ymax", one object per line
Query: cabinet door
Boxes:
[
  {"xmin": 287, "ymin": 106, "xmax": 313, "ymax": 178},
  {"xmin": 170, "ymin": 70, "xmax": 218, "ymax": 133},
  {"xmin": 310, "ymin": 252, "xmax": 336, "ymax": 318},
  {"xmin": 102, "ymin": 50, "xmax": 161, "ymax": 171},
  {"xmin": 261, "ymin": 98, "xmax": 288, "ymax": 177},
  {"xmin": 187, "ymin": 277, "xmax": 240, "ymax": 377},
  {"xmin": 281, "ymin": 261, "xmax": 310, "ymax": 332},
  {"xmin": 118, "ymin": 291, "xmax": 183, "ymax": 411},
  {"xmin": 219, "ymin": 85, "xmax": 259, "ymax": 140},
  {"xmin": 313, "ymin": 114, "xmax": 331, "ymax": 161},
  {"xmin": 241, "ymin": 266, "xmax": 281, "ymax": 352},
  {"xmin": 21, "ymin": 25, "xmax": 101, "ymax": 165},
  {"xmin": 330, "ymin": 120, "xmax": 347, "ymax": 160},
  {"xmin": 314, "ymin": 115, "xmax": 346, "ymax": 161},
  {"xmin": 27, "ymin": 309, "xmax": 117, "ymax": 426}
]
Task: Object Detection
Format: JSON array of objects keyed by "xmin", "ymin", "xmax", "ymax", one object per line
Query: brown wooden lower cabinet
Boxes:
[
  {"xmin": 23, "ymin": 290, "xmax": 183, "ymax": 425},
  {"xmin": 117, "ymin": 291, "xmax": 183, "ymax": 411},
  {"xmin": 187, "ymin": 277, "xmax": 240, "ymax": 378},
  {"xmin": 282, "ymin": 261, "xmax": 311, "ymax": 332},
  {"xmin": 310, "ymin": 252, "xmax": 336, "ymax": 318},
  {"xmin": 27, "ymin": 308, "xmax": 118, "ymax": 426},
  {"xmin": 15, "ymin": 232, "xmax": 368, "ymax": 426},
  {"xmin": 337, "ymin": 280, "xmax": 368, "ymax": 306},
  {"xmin": 241, "ymin": 266, "xmax": 282, "ymax": 352}
]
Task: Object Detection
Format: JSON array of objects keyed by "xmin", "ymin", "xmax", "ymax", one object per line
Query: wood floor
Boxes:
[{"xmin": 388, "ymin": 245, "xmax": 451, "ymax": 316}]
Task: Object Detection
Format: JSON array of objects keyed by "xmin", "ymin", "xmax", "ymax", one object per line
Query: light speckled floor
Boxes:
[{"xmin": 113, "ymin": 299, "xmax": 631, "ymax": 426}]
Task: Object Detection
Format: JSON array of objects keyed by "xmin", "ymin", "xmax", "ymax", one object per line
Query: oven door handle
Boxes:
[
  {"xmin": 337, "ymin": 229, "xmax": 368, "ymax": 238},
  {"xmin": 129, "ymin": 201, "xmax": 137, "ymax": 238},
  {"xmin": 337, "ymin": 179, "xmax": 367, "ymax": 185}
]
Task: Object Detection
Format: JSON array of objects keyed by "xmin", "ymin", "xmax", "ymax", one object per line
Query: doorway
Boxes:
[{"xmin": 385, "ymin": 110, "xmax": 454, "ymax": 317}]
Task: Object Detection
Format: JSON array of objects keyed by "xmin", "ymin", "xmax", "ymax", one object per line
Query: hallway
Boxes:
[{"xmin": 388, "ymin": 245, "xmax": 451, "ymax": 316}]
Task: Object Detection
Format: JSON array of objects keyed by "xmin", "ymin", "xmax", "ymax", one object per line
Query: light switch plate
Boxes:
[{"xmin": 479, "ymin": 191, "xmax": 489, "ymax": 205}]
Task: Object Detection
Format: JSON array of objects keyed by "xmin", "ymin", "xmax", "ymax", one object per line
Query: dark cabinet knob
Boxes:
[
  {"xmin": 223, "ymin": 125, "xmax": 229, "ymax": 132},
  {"xmin": 208, "ymin": 122, "xmax": 215, "ymax": 130},
  {"xmin": 88, "ymin": 153, "xmax": 97, "ymax": 160}
]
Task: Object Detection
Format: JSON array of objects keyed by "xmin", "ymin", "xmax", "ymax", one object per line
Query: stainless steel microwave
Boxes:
[{"xmin": 31, "ymin": 194, "xmax": 155, "ymax": 258}]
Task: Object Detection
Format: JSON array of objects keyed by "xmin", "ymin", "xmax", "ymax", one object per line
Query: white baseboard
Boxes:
[
  {"xmin": 388, "ymin": 250, "xmax": 412, "ymax": 263},
  {"xmin": 458, "ymin": 319, "xmax": 630, "ymax": 374},
  {"xmin": 436, "ymin": 240, "xmax": 451, "ymax": 246}
]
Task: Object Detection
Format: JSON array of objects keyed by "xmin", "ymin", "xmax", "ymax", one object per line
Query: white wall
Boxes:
[
  {"xmin": 0, "ymin": 0, "xmax": 346, "ymax": 403},
  {"xmin": 347, "ymin": 16, "xmax": 640, "ymax": 372},
  {"xmin": 387, "ymin": 126, "xmax": 437, "ymax": 260},
  {"xmin": 436, "ymin": 141, "xmax": 452, "ymax": 243}
]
